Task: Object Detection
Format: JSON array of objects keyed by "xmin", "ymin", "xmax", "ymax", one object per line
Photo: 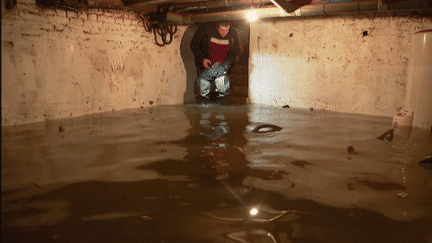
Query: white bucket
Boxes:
[{"xmin": 392, "ymin": 111, "xmax": 413, "ymax": 127}]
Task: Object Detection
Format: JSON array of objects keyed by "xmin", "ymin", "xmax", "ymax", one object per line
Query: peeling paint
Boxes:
[
  {"xmin": 1, "ymin": 0, "xmax": 187, "ymax": 126},
  {"xmin": 249, "ymin": 14, "xmax": 432, "ymax": 116}
]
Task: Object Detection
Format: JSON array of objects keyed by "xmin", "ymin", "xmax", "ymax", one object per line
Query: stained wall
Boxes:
[
  {"xmin": 1, "ymin": 0, "xmax": 187, "ymax": 126},
  {"xmin": 249, "ymin": 14, "xmax": 432, "ymax": 116}
]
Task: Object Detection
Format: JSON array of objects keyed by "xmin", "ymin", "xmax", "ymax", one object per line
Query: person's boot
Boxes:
[
  {"xmin": 214, "ymin": 93, "xmax": 228, "ymax": 105},
  {"xmin": 197, "ymin": 95, "xmax": 210, "ymax": 105}
]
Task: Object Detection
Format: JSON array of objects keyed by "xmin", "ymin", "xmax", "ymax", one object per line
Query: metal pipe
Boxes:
[
  {"xmin": 166, "ymin": 0, "xmax": 430, "ymax": 24},
  {"xmin": 298, "ymin": 4, "xmax": 324, "ymax": 16}
]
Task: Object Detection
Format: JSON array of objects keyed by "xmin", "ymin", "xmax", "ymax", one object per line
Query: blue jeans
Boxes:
[{"xmin": 197, "ymin": 65, "xmax": 230, "ymax": 98}]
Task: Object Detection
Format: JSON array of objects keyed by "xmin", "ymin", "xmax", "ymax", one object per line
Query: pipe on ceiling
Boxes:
[{"xmin": 166, "ymin": 0, "xmax": 430, "ymax": 24}]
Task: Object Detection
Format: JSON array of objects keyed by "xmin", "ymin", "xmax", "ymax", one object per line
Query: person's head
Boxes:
[{"xmin": 216, "ymin": 22, "xmax": 231, "ymax": 38}]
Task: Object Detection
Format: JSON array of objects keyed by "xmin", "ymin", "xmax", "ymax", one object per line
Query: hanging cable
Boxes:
[
  {"xmin": 139, "ymin": 14, "xmax": 178, "ymax": 47},
  {"xmin": 153, "ymin": 27, "xmax": 165, "ymax": 47},
  {"xmin": 154, "ymin": 23, "xmax": 177, "ymax": 46}
]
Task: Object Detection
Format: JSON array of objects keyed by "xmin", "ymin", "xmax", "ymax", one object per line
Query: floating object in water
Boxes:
[
  {"xmin": 252, "ymin": 124, "xmax": 282, "ymax": 133},
  {"xmin": 33, "ymin": 182, "xmax": 42, "ymax": 188},
  {"xmin": 392, "ymin": 111, "xmax": 413, "ymax": 127},
  {"xmin": 347, "ymin": 146, "xmax": 355, "ymax": 154},
  {"xmin": 58, "ymin": 125, "xmax": 65, "ymax": 133},
  {"xmin": 283, "ymin": 105, "xmax": 290, "ymax": 108},
  {"xmin": 141, "ymin": 215, "xmax": 153, "ymax": 221},
  {"xmin": 377, "ymin": 129, "xmax": 394, "ymax": 142},
  {"xmin": 397, "ymin": 192, "xmax": 408, "ymax": 198},
  {"xmin": 310, "ymin": 107, "xmax": 314, "ymax": 111},
  {"xmin": 419, "ymin": 158, "xmax": 432, "ymax": 170}
]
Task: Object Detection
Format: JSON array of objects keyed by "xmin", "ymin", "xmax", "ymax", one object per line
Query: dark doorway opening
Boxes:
[{"xmin": 180, "ymin": 21, "xmax": 250, "ymax": 105}]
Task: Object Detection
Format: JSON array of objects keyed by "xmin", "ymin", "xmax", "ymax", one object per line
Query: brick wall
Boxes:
[
  {"xmin": 1, "ymin": 0, "xmax": 187, "ymax": 126},
  {"xmin": 249, "ymin": 14, "xmax": 432, "ymax": 116}
]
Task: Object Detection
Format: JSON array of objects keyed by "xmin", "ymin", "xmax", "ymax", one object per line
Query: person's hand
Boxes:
[
  {"xmin": 213, "ymin": 62, "xmax": 221, "ymax": 67},
  {"xmin": 203, "ymin": 59, "xmax": 211, "ymax": 68}
]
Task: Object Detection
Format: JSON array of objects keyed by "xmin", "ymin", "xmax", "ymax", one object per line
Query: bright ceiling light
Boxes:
[
  {"xmin": 250, "ymin": 208, "xmax": 258, "ymax": 216},
  {"xmin": 246, "ymin": 9, "xmax": 258, "ymax": 22}
]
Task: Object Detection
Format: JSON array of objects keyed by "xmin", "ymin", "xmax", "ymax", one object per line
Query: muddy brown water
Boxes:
[{"xmin": 2, "ymin": 104, "xmax": 432, "ymax": 243}]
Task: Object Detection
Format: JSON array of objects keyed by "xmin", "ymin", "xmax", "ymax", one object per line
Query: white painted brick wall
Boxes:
[
  {"xmin": 249, "ymin": 14, "xmax": 432, "ymax": 116},
  {"xmin": 1, "ymin": 0, "xmax": 187, "ymax": 126}
]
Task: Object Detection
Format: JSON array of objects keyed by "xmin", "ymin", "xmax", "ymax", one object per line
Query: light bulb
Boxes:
[{"xmin": 246, "ymin": 9, "xmax": 258, "ymax": 22}]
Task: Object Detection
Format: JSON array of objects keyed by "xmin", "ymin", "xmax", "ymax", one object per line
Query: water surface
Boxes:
[{"xmin": 2, "ymin": 104, "xmax": 432, "ymax": 243}]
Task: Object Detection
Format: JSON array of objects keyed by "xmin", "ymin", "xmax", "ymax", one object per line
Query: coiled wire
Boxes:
[{"xmin": 139, "ymin": 14, "xmax": 177, "ymax": 47}]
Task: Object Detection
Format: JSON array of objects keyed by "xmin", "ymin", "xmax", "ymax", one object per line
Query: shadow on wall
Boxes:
[{"xmin": 180, "ymin": 25, "xmax": 199, "ymax": 104}]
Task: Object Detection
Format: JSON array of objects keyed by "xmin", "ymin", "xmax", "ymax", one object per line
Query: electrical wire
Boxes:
[{"xmin": 139, "ymin": 14, "xmax": 178, "ymax": 47}]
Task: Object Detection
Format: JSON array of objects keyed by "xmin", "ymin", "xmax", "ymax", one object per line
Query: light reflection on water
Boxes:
[{"xmin": 2, "ymin": 104, "xmax": 432, "ymax": 243}]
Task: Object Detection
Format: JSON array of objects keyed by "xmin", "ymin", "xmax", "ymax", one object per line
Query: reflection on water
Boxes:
[{"xmin": 2, "ymin": 104, "xmax": 432, "ymax": 243}]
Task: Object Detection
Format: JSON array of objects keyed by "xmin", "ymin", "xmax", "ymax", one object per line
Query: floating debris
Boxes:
[
  {"xmin": 310, "ymin": 107, "xmax": 314, "ymax": 111},
  {"xmin": 347, "ymin": 146, "xmax": 355, "ymax": 154},
  {"xmin": 33, "ymin": 182, "xmax": 42, "ymax": 188},
  {"xmin": 419, "ymin": 158, "xmax": 432, "ymax": 170},
  {"xmin": 397, "ymin": 192, "xmax": 408, "ymax": 198},
  {"xmin": 252, "ymin": 124, "xmax": 282, "ymax": 133},
  {"xmin": 283, "ymin": 105, "xmax": 290, "ymax": 108},
  {"xmin": 58, "ymin": 125, "xmax": 65, "ymax": 133},
  {"xmin": 377, "ymin": 129, "xmax": 394, "ymax": 142},
  {"xmin": 392, "ymin": 111, "xmax": 413, "ymax": 127},
  {"xmin": 141, "ymin": 215, "xmax": 153, "ymax": 221}
]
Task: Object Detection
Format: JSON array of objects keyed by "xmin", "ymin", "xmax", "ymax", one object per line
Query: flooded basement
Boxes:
[{"xmin": 2, "ymin": 104, "xmax": 432, "ymax": 243}]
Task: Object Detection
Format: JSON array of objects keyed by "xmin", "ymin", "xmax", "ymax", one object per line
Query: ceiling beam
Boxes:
[{"xmin": 270, "ymin": 0, "xmax": 313, "ymax": 13}]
